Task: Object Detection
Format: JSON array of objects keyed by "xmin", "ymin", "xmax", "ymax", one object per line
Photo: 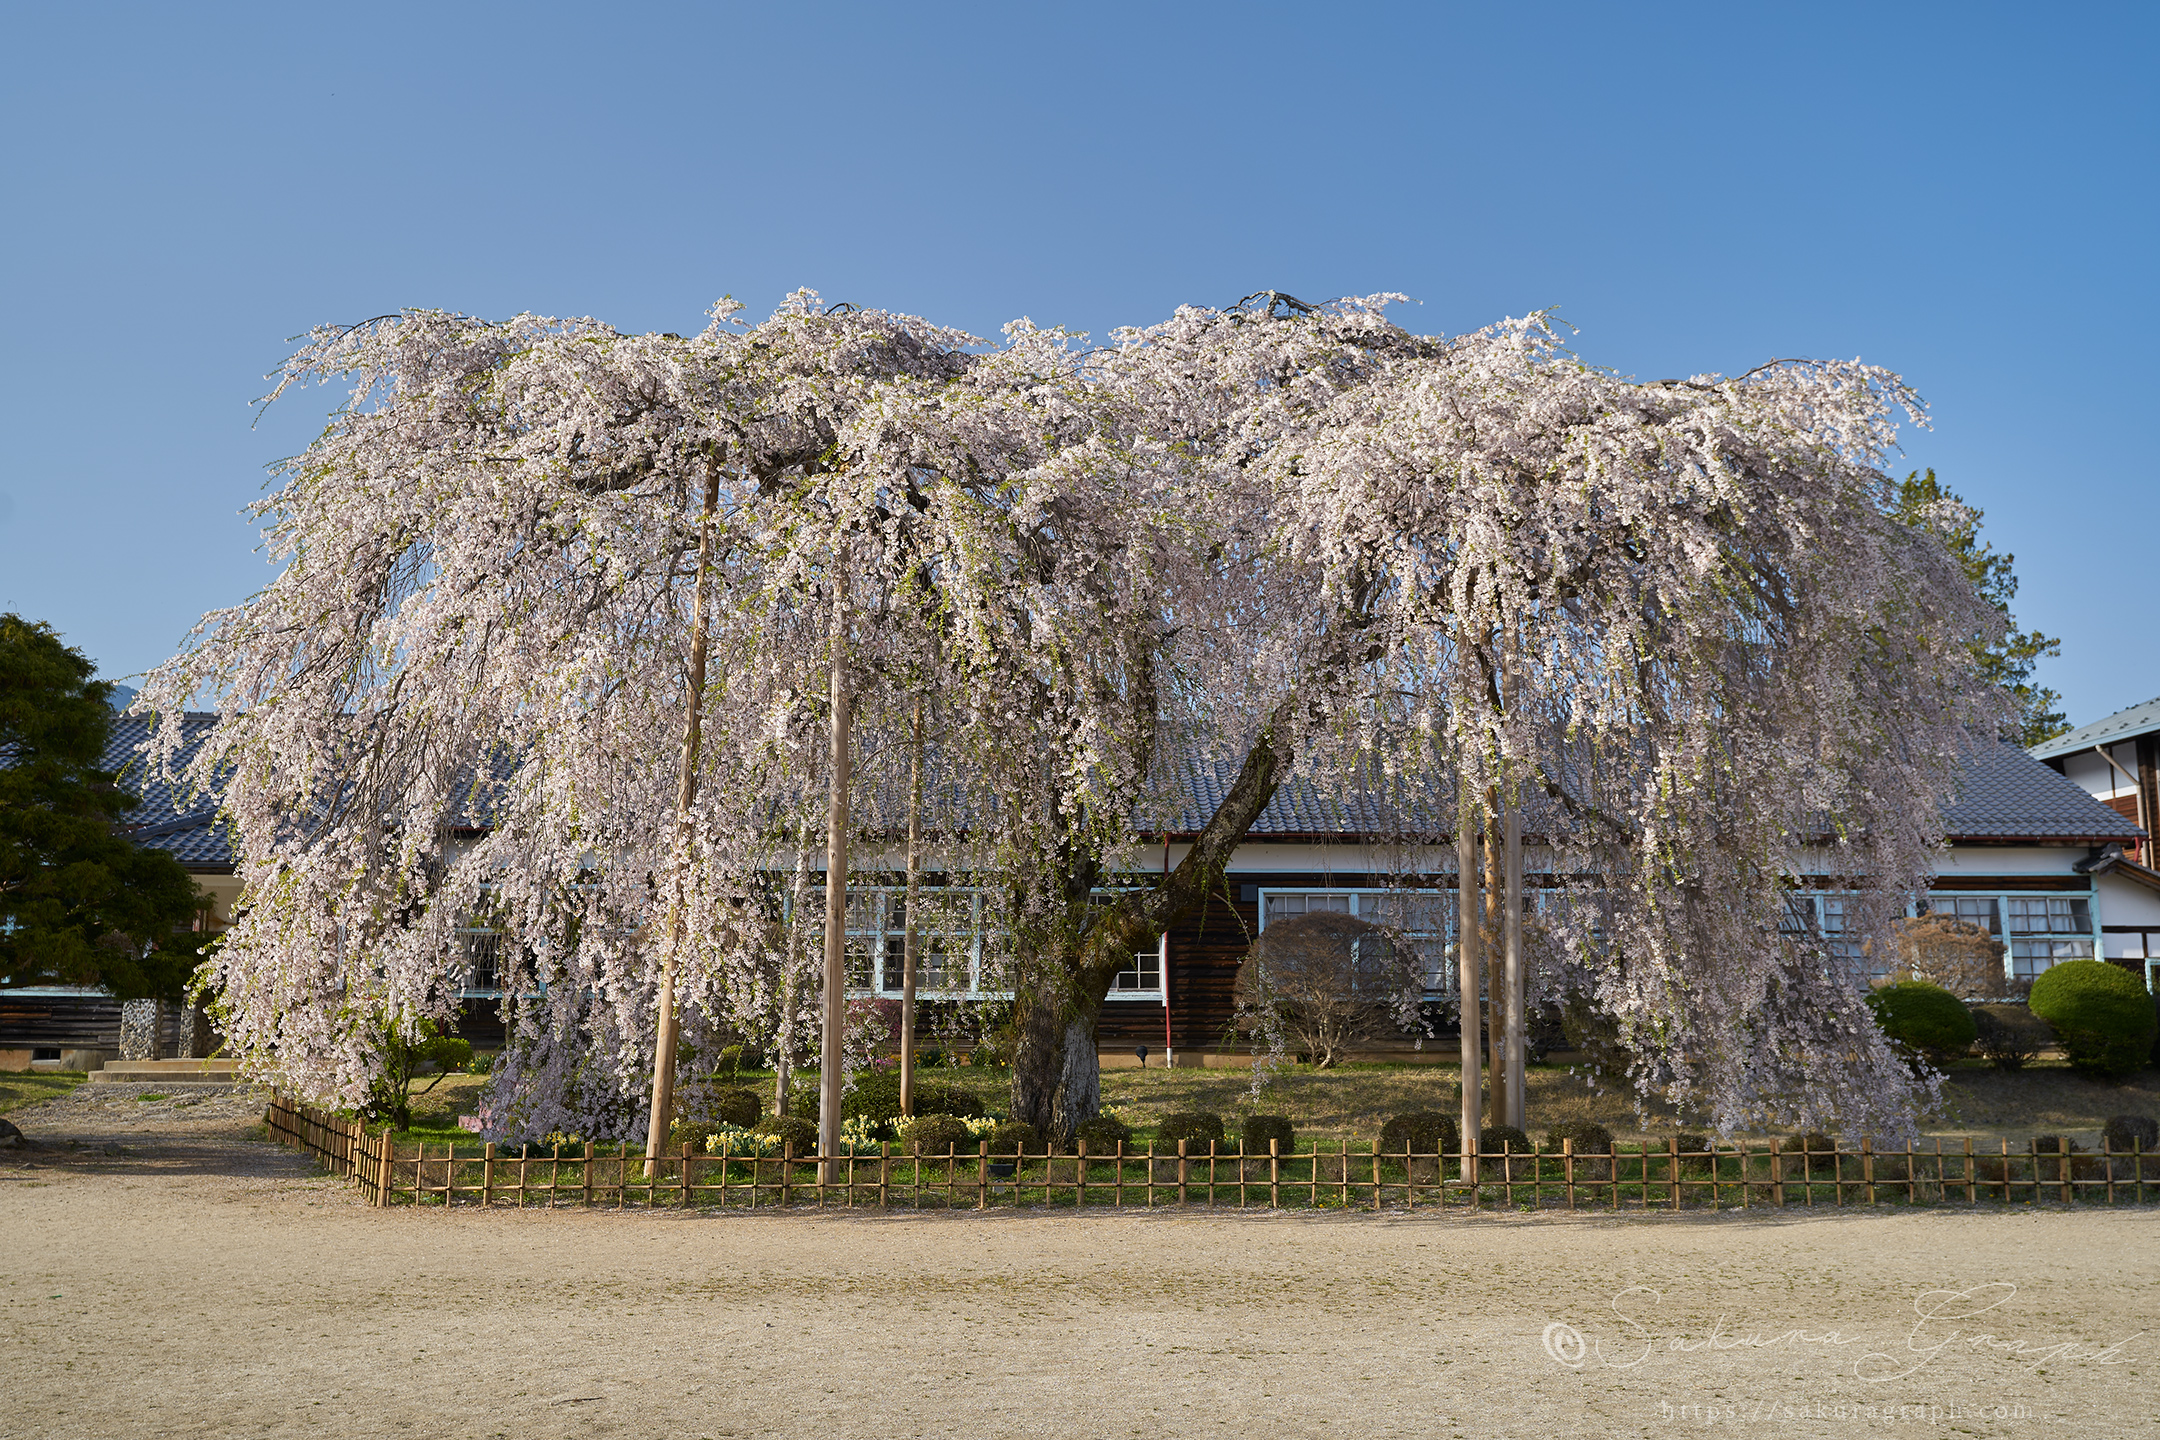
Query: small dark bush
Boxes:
[
  {"xmin": 1543, "ymin": 1121, "xmax": 1613, "ymax": 1154},
  {"xmin": 1380, "ymin": 1112, "xmax": 1459, "ymax": 1156},
  {"xmin": 1073, "ymin": 1113, "xmax": 1133, "ymax": 1153},
  {"xmin": 1478, "ymin": 1124, "xmax": 1534, "ymax": 1155},
  {"xmin": 1155, "ymin": 1112, "xmax": 1228, "ymax": 1153},
  {"xmin": 1242, "ymin": 1114, "xmax": 1296, "ymax": 1155},
  {"xmin": 2103, "ymin": 1114, "xmax": 2159, "ymax": 1152},
  {"xmin": 916, "ymin": 1046, "xmax": 946, "ymax": 1070},
  {"xmin": 1781, "ymin": 1132, "xmax": 1840, "ymax": 1178},
  {"xmin": 1865, "ymin": 981, "xmax": 1977, "ymax": 1071},
  {"xmin": 1971, "ymin": 1004, "xmax": 2049, "ymax": 1070},
  {"xmin": 1670, "ymin": 1133, "xmax": 1713, "ymax": 1176},
  {"xmin": 763, "ymin": 1114, "xmax": 819, "ymax": 1156},
  {"xmin": 2029, "ymin": 960, "xmax": 2158, "ymax": 1079},
  {"xmin": 987, "ymin": 1120, "xmax": 1041, "ymax": 1155},
  {"xmin": 842, "ymin": 1070, "xmax": 986, "ymax": 1130},
  {"xmin": 700, "ymin": 1086, "xmax": 761, "ymax": 1129},
  {"xmin": 2032, "ymin": 1135, "xmax": 2069, "ymax": 1154},
  {"xmin": 901, "ymin": 1114, "xmax": 975, "ymax": 1155}
]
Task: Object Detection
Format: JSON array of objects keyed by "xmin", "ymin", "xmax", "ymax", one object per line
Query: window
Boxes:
[
  {"xmin": 1110, "ymin": 947, "xmax": 1162, "ymax": 995},
  {"xmin": 1258, "ymin": 888, "xmax": 1459, "ymax": 995},
  {"xmin": 1929, "ymin": 896, "xmax": 2001, "ymax": 935},
  {"xmin": 1780, "ymin": 894, "xmax": 1881, "ymax": 982},
  {"xmin": 2006, "ymin": 897, "xmax": 2093, "ymax": 981},
  {"xmin": 459, "ymin": 929, "xmax": 502, "ymax": 991},
  {"xmin": 833, "ymin": 886, "xmax": 1007, "ymax": 999}
]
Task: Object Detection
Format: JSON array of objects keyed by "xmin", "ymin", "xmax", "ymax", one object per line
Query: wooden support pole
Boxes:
[
  {"xmin": 900, "ymin": 697, "xmax": 923, "ymax": 1119},
  {"xmin": 819, "ymin": 558, "xmax": 852, "ymax": 1186},
  {"xmin": 1457, "ymin": 779, "xmax": 1482, "ymax": 1187},
  {"xmin": 644, "ymin": 462, "xmax": 722, "ymax": 1176},
  {"xmin": 1502, "ymin": 781, "xmax": 1525, "ymax": 1131}
]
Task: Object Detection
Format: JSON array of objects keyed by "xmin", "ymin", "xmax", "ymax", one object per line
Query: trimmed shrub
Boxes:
[
  {"xmin": 1971, "ymin": 1004, "xmax": 2049, "ymax": 1070},
  {"xmin": 1865, "ymin": 981, "xmax": 1977, "ymax": 1071},
  {"xmin": 1478, "ymin": 1124, "xmax": 1533, "ymax": 1155},
  {"xmin": 1380, "ymin": 1112, "xmax": 1459, "ymax": 1156},
  {"xmin": 900, "ymin": 1114, "xmax": 974, "ymax": 1155},
  {"xmin": 2029, "ymin": 960, "xmax": 2157, "ymax": 1079},
  {"xmin": 841, "ymin": 1070, "xmax": 986, "ymax": 1131},
  {"xmin": 693, "ymin": 1086, "xmax": 761, "ymax": 1130},
  {"xmin": 987, "ymin": 1120, "xmax": 1042, "ymax": 1155},
  {"xmin": 1543, "ymin": 1121, "xmax": 1613, "ymax": 1154},
  {"xmin": 1781, "ymin": 1132, "xmax": 1839, "ymax": 1179},
  {"xmin": 1073, "ymin": 1113, "xmax": 1133, "ymax": 1153},
  {"xmin": 761, "ymin": 1114, "xmax": 819, "ymax": 1156},
  {"xmin": 1155, "ymin": 1112, "xmax": 1228, "ymax": 1154},
  {"xmin": 2103, "ymin": 1114, "xmax": 2159, "ymax": 1153},
  {"xmin": 1242, "ymin": 1114, "xmax": 1296, "ymax": 1155}
]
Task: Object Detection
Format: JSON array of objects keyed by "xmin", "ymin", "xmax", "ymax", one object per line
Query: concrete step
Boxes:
[{"xmin": 88, "ymin": 1060, "xmax": 244, "ymax": 1085}]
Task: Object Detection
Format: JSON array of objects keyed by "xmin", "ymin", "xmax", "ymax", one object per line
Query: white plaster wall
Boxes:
[{"xmin": 2097, "ymin": 871, "xmax": 2160, "ymax": 927}]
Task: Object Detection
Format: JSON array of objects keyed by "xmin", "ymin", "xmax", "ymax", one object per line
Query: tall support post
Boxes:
[
  {"xmin": 900, "ymin": 697, "xmax": 924, "ymax": 1118},
  {"xmin": 1503, "ymin": 781, "xmax": 1526, "ymax": 1130},
  {"xmin": 1482, "ymin": 796, "xmax": 1505, "ymax": 1132},
  {"xmin": 644, "ymin": 462, "xmax": 722, "ymax": 1177},
  {"xmin": 1457, "ymin": 782, "xmax": 1482, "ymax": 1185},
  {"xmin": 819, "ymin": 560, "xmax": 853, "ymax": 1185}
]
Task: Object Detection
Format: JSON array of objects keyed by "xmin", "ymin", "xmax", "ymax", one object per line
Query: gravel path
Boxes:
[{"xmin": 3, "ymin": 1088, "xmax": 2155, "ymax": 1439}]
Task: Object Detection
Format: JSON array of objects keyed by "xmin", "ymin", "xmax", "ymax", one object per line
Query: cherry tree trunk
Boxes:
[{"xmin": 1009, "ymin": 988, "xmax": 1104, "ymax": 1145}]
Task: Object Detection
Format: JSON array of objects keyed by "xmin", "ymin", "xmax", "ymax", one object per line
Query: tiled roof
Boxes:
[
  {"xmin": 72, "ymin": 718, "xmax": 2137, "ymax": 873},
  {"xmin": 103, "ymin": 712, "xmax": 234, "ymax": 871},
  {"xmin": 1938, "ymin": 740, "xmax": 2142, "ymax": 840},
  {"xmin": 1161, "ymin": 739, "xmax": 2138, "ymax": 844},
  {"xmin": 2029, "ymin": 695, "xmax": 2160, "ymax": 761}
]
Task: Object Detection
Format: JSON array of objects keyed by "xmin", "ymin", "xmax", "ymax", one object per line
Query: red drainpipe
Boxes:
[{"xmin": 1162, "ymin": 832, "xmax": 1174, "ymax": 1062}]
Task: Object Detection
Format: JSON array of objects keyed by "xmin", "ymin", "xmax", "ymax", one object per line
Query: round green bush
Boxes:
[
  {"xmin": 1780, "ymin": 1131, "xmax": 1839, "ymax": 1178},
  {"xmin": 2103, "ymin": 1114, "xmax": 2158, "ymax": 1152},
  {"xmin": 2029, "ymin": 960, "xmax": 2157, "ymax": 1079},
  {"xmin": 1478, "ymin": 1124, "xmax": 1533, "ymax": 1155},
  {"xmin": 987, "ymin": 1120, "xmax": 1042, "ymax": 1155},
  {"xmin": 900, "ymin": 1113, "xmax": 975, "ymax": 1155},
  {"xmin": 1543, "ymin": 1121, "xmax": 1613, "ymax": 1154},
  {"xmin": 1971, "ymin": 1003, "xmax": 2049, "ymax": 1070},
  {"xmin": 1154, "ymin": 1112, "xmax": 1227, "ymax": 1153},
  {"xmin": 761, "ymin": 1114, "xmax": 819, "ymax": 1156},
  {"xmin": 704, "ymin": 1086, "xmax": 762, "ymax": 1129},
  {"xmin": 1241, "ymin": 1114, "xmax": 1296, "ymax": 1155},
  {"xmin": 1865, "ymin": 981, "xmax": 1977, "ymax": 1070},
  {"xmin": 1073, "ymin": 1113, "xmax": 1133, "ymax": 1153},
  {"xmin": 1379, "ymin": 1112, "xmax": 1459, "ymax": 1156},
  {"xmin": 841, "ymin": 1070, "xmax": 987, "ymax": 1131}
]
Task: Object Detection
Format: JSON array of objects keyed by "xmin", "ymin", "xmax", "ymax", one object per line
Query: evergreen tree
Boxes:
[
  {"xmin": 1894, "ymin": 470, "xmax": 2068, "ymax": 746},
  {"xmin": 0, "ymin": 615, "xmax": 208, "ymax": 995}
]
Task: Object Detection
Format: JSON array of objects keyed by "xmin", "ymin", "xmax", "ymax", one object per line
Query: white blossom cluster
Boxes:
[{"xmin": 138, "ymin": 290, "xmax": 2001, "ymax": 1143}]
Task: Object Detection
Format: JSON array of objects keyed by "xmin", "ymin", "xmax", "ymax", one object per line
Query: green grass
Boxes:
[
  {"xmin": 381, "ymin": 1053, "xmax": 2160, "ymax": 1154},
  {"xmin": 0, "ymin": 1071, "xmax": 86, "ymax": 1116}
]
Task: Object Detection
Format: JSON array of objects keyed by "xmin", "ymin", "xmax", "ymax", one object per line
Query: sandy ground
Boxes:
[{"xmin": 3, "ymin": 1087, "xmax": 2157, "ymax": 1440}]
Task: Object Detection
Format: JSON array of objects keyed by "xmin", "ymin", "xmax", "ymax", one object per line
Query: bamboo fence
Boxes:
[{"xmin": 262, "ymin": 1095, "xmax": 2158, "ymax": 1213}]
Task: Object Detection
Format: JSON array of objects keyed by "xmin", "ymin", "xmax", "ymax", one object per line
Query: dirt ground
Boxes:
[{"xmin": 3, "ymin": 1085, "xmax": 2156, "ymax": 1440}]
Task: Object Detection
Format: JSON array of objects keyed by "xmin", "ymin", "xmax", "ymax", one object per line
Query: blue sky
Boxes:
[{"xmin": 2, "ymin": 4, "xmax": 2154, "ymax": 726}]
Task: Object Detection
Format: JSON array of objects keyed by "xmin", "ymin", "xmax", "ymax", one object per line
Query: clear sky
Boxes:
[{"xmin": 2, "ymin": 4, "xmax": 2154, "ymax": 727}]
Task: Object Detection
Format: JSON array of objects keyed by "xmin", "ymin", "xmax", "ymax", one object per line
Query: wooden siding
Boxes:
[{"xmin": 0, "ymin": 993, "xmax": 123, "ymax": 1049}]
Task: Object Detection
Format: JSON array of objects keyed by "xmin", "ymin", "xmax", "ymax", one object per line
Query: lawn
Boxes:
[
  {"xmin": 0, "ymin": 1071, "xmax": 87, "ymax": 1116},
  {"xmin": 385, "ymin": 1053, "xmax": 2160, "ymax": 1150}
]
